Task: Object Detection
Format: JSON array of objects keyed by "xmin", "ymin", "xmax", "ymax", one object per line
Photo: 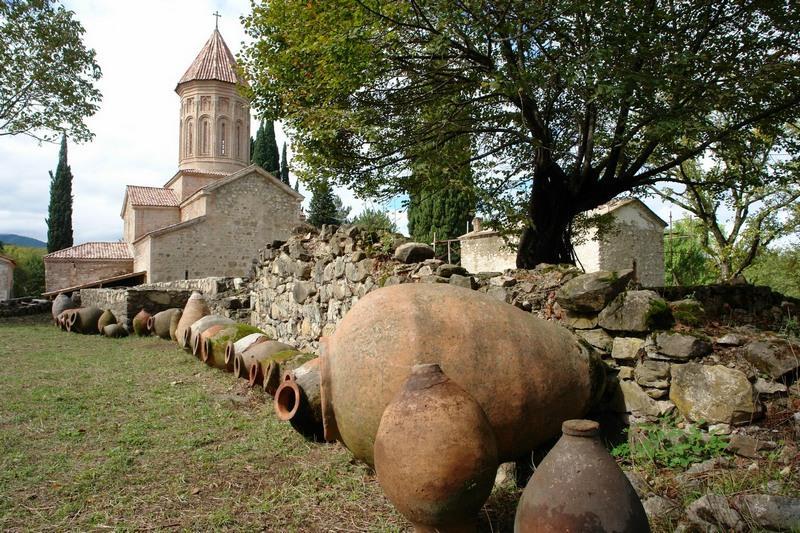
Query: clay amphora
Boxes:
[
  {"xmin": 514, "ymin": 419, "xmax": 650, "ymax": 533},
  {"xmin": 73, "ymin": 307, "xmax": 103, "ymax": 334},
  {"xmin": 257, "ymin": 351, "xmax": 314, "ymax": 393},
  {"xmin": 175, "ymin": 292, "xmax": 210, "ymax": 349},
  {"xmin": 188, "ymin": 315, "xmax": 235, "ymax": 357},
  {"xmin": 204, "ymin": 324, "xmax": 266, "ymax": 371},
  {"xmin": 52, "ymin": 293, "xmax": 76, "ymax": 323},
  {"xmin": 57, "ymin": 309, "xmax": 74, "ymax": 331},
  {"xmin": 225, "ymin": 332, "xmax": 268, "ymax": 370},
  {"xmin": 374, "ymin": 363, "xmax": 498, "ymax": 533},
  {"xmin": 235, "ymin": 340, "xmax": 296, "ymax": 383},
  {"xmin": 318, "ymin": 283, "xmax": 605, "ymax": 466},
  {"xmin": 169, "ymin": 309, "xmax": 183, "ymax": 341},
  {"xmin": 103, "ymin": 324, "xmax": 129, "ymax": 338},
  {"xmin": 196, "ymin": 324, "xmax": 225, "ymax": 360},
  {"xmin": 275, "ymin": 358, "xmax": 325, "ymax": 441},
  {"xmin": 97, "ymin": 309, "xmax": 117, "ymax": 332},
  {"xmin": 132, "ymin": 309, "xmax": 152, "ymax": 336},
  {"xmin": 149, "ymin": 309, "xmax": 180, "ymax": 340}
]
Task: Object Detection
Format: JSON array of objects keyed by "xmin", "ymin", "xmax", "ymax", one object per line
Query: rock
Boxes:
[
  {"xmin": 618, "ymin": 367, "xmax": 634, "ymax": 381},
  {"xmin": 728, "ymin": 434, "xmax": 761, "ymax": 459},
  {"xmin": 489, "ymin": 275, "xmax": 516, "ymax": 287},
  {"xmin": 436, "ymin": 264, "xmax": 467, "ymax": 278},
  {"xmin": 743, "ymin": 340, "xmax": 800, "ymax": 380},
  {"xmin": 732, "ymin": 494, "xmax": 800, "ymax": 531},
  {"xmin": 685, "ymin": 456, "xmax": 732, "ymax": 475},
  {"xmin": 598, "ymin": 290, "xmax": 673, "ymax": 333},
  {"xmin": 421, "ymin": 275, "xmax": 449, "ymax": 284},
  {"xmin": 414, "ymin": 265, "xmax": 434, "ymax": 277},
  {"xmin": 650, "ymin": 332, "xmax": 712, "ymax": 361},
  {"xmin": 669, "ymin": 298, "xmax": 706, "ymax": 326},
  {"xmin": 486, "ymin": 286, "xmax": 510, "ymax": 303},
  {"xmin": 563, "ymin": 312, "xmax": 598, "ymax": 329},
  {"xmin": 635, "ymin": 360, "xmax": 671, "ymax": 389},
  {"xmin": 643, "ymin": 495, "xmax": 681, "ymax": 522},
  {"xmin": 346, "ymin": 258, "xmax": 375, "ymax": 283},
  {"xmin": 393, "ymin": 242, "xmax": 435, "ymax": 264},
  {"xmin": 494, "ymin": 462, "xmax": 516, "ymax": 486},
  {"xmin": 449, "ymin": 274, "xmax": 478, "ymax": 290},
  {"xmin": 287, "ymin": 240, "xmax": 311, "ymax": 261},
  {"xmin": 292, "ymin": 281, "xmax": 317, "ymax": 304},
  {"xmin": 717, "ymin": 333, "xmax": 745, "ymax": 346},
  {"xmin": 645, "ymin": 388, "xmax": 669, "ymax": 399},
  {"xmin": 754, "ymin": 377, "xmax": 788, "ymax": 395},
  {"xmin": 575, "ymin": 328, "xmax": 614, "ymax": 353},
  {"xmin": 383, "ymin": 275, "xmax": 404, "ymax": 287},
  {"xmin": 708, "ymin": 423, "xmax": 732, "ymax": 435},
  {"xmin": 670, "ymin": 363, "xmax": 760, "ymax": 425},
  {"xmin": 294, "ymin": 261, "xmax": 312, "ymax": 280},
  {"xmin": 686, "ymin": 494, "xmax": 745, "ymax": 532},
  {"xmin": 615, "ymin": 380, "xmax": 663, "ymax": 418},
  {"xmin": 611, "ymin": 337, "xmax": 645, "ymax": 362},
  {"xmin": 555, "ymin": 269, "xmax": 634, "ymax": 313},
  {"xmin": 624, "ymin": 470, "xmax": 652, "ymax": 498}
]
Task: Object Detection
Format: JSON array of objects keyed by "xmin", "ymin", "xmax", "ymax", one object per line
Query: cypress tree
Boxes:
[
  {"xmin": 46, "ymin": 134, "xmax": 74, "ymax": 253},
  {"xmin": 249, "ymin": 136, "xmax": 255, "ymax": 162},
  {"xmin": 280, "ymin": 142, "xmax": 290, "ymax": 185},
  {"xmin": 307, "ymin": 181, "xmax": 342, "ymax": 227},
  {"xmin": 251, "ymin": 121, "xmax": 267, "ymax": 167},
  {"xmin": 293, "ymin": 178, "xmax": 299, "ymax": 192},
  {"xmin": 263, "ymin": 121, "xmax": 280, "ymax": 175}
]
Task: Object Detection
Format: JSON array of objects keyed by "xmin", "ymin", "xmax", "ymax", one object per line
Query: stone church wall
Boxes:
[
  {"xmin": 0, "ymin": 260, "xmax": 13, "ymax": 300},
  {"xmin": 460, "ymin": 232, "xmax": 517, "ymax": 273},
  {"xmin": 598, "ymin": 225, "xmax": 665, "ymax": 287},
  {"xmin": 44, "ymin": 259, "xmax": 134, "ymax": 293}
]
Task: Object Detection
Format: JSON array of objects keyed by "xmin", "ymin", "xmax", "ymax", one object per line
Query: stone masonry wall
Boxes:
[
  {"xmin": 598, "ymin": 225, "xmax": 665, "ymax": 287},
  {"xmin": 45, "ymin": 259, "xmax": 134, "ymax": 293},
  {"xmin": 0, "ymin": 260, "xmax": 13, "ymax": 300},
  {"xmin": 459, "ymin": 232, "xmax": 517, "ymax": 274}
]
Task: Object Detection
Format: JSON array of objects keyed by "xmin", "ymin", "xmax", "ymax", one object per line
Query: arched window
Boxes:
[
  {"xmin": 185, "ymin": 118, "xmax": 194, "ymax": 156},
  {"xmin": 219, "ymin": 120, "xmax": 227, "ymax": 156},
  {"xmin": 235, "ymin": 122, "xmax": 242, "ymax": 158},
  {"xmin": 201, "ymin": 118, "xmax": 210, "ymax": 155}
]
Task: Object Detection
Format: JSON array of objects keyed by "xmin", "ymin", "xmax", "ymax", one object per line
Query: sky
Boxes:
[{"xmin": 0, "ymin": 0, "xmax": 407, "ymax": 244}]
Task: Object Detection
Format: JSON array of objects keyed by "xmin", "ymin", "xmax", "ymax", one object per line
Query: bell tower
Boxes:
[{"xmin": 176, "ymin": 29, "xmax": 250, "ymax": 174}]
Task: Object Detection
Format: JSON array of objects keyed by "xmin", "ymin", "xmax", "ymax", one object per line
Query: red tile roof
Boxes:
[
  {"xmin": 177, "ymin": 29, "xmax": 245, "ymax": 87},
  {"xmin": 44, "ymin": 242, "xmax": 133, "ymax": 262},
  {"xmin": 126, "ymin": 185, "xmax": 179, "ymax": 207}
]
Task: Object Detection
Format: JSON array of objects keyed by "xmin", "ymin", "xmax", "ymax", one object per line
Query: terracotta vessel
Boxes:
[
  {"xmin": 175, "ymin": 292, "xmax": 210, "ymax": 349},
  {"xmin": 97, "ymin": 309, "xmax": 117, "ymax": 332},
  {"xmin": 132, "ymin": 309, "xmax": 152, "ymax": 336},
  {"xmin": 73, "ymin": 307, "xmax": 103, "ymax": 334},
  {"xmin": 225, "ymin": 332, "xmax": 268, "ymax": 370},
  {"xmin": 256, "ymin": 351, "xmax": 313, "ymax": 393},
  {"xmin": 374, "ymin": 363, "xmax": 498, "ymax": 533},
  {"xmin": 103, "ymin": 324, "xmax": 129, "ymax": 338},
  {"xmin": 188, "ymin": 315, "xmax": 235, "ymax": 357},
  {"xmin": 57, "ymin": 309, "xmax": 74, "ymax": 331},
  {"xmin": 149, "ymin": 309, "xmax": 181, "ymax": 340},
  {"xmin": 235, "ymin": 340, "xmax": 296, "ymax": 382},
  {"xmin": 196, "ymin": 324, "xmax": 225, "ymax": 360},
  {"xmin": 514, "ymin": 419, "xmax": 650, "ymax": 533},
  {"xmin": 204, "ymin": 324, "xmax": 265, "ymax": 371},
  {"xmin": 169, "ymin": 309, "xmax": 183, "ymax": 341},
  {"xmin": 275, "ymin": 358, "xmax": 325, "ymax": 441},
  {"xmin": 318, "ymin": 283, "xmax": 605, "ymax": 466},
  {"xmin": 52, "ymin": 293, "xmax": 76, "ymax": 323}
]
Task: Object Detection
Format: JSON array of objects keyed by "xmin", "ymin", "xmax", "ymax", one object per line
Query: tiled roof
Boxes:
[
  {"xmin": 44, "ymin": 242, "xmax": 133, "ymax": 261},
  {"xmin": 126, "ymin": 186, "xmax": 179, "ymax": 207},
  {"xmin": 177, "ymin": 29, "xmax": 244, "ymax": 86}
]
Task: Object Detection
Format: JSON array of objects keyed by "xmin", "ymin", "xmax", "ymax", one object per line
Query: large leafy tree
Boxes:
[
  {"xmin": 242, "ymin": 0, "xmax": 800, "ymax": 268},
  {"xmin": 352, "ymin": 208, "xmax": 397, "ymax": 233},
  {"xmin": 652, "ymin": 125, "xmax": 800, "ymax": 281},
  {"xmin": 664, "ymin": 217, "xmax": 718, "ymax": 286},
  {"xmin": 46, "ymin": 134, "xmax": 73, "ymax": 253},
  {"xmin": 0, "ymin": 0, "xmax": 101, "ymax": 142}
]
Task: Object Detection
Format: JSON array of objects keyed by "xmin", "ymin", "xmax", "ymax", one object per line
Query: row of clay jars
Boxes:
[
  {"xmin": 315, "ymin": 283, "xmax": 606, "ymax": 466},
  {"xmin": 148, "ymin": 308, "xmax": 182, "ymax": 340},
  {"xmin": 201, "ymin": 325, "xmax": 270, "ymax": 371},
  {"xmin": 188, "ymin": 315, "xmax": 235, "ymax": 355},
  {"xmin": 233, "ymin": 340, "xmax": 297, "ymax": 384},
  {"xmin": 175, "ymin": 292, "xmax": 210, "ymax": 350},
  {"xmin": 373, "ymin": 364, "xmax": 649, "ymax": 533},
  {"xmin": 52, "ymin": 294, "xmax": 77, "ymax": 323}
]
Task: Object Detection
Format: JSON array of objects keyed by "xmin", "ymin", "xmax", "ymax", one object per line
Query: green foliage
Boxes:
[
  {"xmin": 3, "ymin": 245, "xmax": 45, "ymax": 297},
  {"xmin": 612, "ymin": 420, "xmax": 730, "ymax": 470},
  {"xmin": 352, "ymin": 208, "xmax": 397, "ymax": 233},
  {"xmin": 664, "ymin": 218, "xmax": 719, "ymax": 286},
  {"xmin": 0, "ymin": 0, "xmax": 102, "ymax": 142},
  {"xmin": 46, "ymin": 134, "xmax": 73, "ymax": 253},
  {"xmin": 745, "ymin": 246, "xmax": 800, "ymax": 299},
  {"xmin": 280, "ymin": 142, "xmax": 290, "ymax": 185},
  {"xmin": 251, "ymin": 120, "xmax": 280, "ymax": 174},
  {"xmin": 241, "ymin": 0, "xmax": 800, "ymax": 267},
  {"xmin": 307, "ymin": 181, "xmax": 347, "ymax": 227}
]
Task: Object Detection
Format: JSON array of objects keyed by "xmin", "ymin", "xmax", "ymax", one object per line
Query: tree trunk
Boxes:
[{"xmin": 516, "ymin": 162, "xmax": 577, "ymax": 269}]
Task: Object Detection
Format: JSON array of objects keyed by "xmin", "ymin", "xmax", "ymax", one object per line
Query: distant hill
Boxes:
[{"xmin": 0, "ymin": 234, "xmax": 46, "ymax": 248}]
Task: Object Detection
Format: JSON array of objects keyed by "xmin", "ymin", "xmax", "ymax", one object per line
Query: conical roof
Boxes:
[{"xmin": 176, "ymin": 29, "xmax": 245, "ymax": 88}]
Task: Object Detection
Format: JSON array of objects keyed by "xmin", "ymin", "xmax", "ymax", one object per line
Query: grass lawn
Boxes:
[{"xmin": 0, "ymin": 315, "xmax": 521, "ymax": 532}]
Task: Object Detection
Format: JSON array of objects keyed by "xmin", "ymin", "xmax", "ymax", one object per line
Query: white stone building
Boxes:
[
  {"xmin": 44, "ymin": 29, "xmax": 303, "ymax": 295},
  {"xmin": 459, "ymin": 198, "xmax": 667, "ymax": 286},
  {"xmin": 0, "ymin": 255, "xmax": 15, "ymax": 300}
]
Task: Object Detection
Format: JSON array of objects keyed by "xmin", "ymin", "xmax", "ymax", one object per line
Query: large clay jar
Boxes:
[
  {"xmin": 168, "ymin": 309, "xmax": 183, "ymax": 341},
  {"xmin": 188, "ymin": 315, "xmax": 235, "ymax": 357},
  {"xmin": 257, "ymin": 351, "xmax": 313, "ymax": 393},
  {"xmin": 204, "ymin": 324, "xmax": 265, "ymax": 371},
  {"xmin": 175, "ymin": 292, "xmax": 210, "ymax": 349},
  {"xmin": 374, "ymin": 363, "xmax": 498, "ymax": 532},
  {"xmin": 103, "ymin": 324, "xmax": 129, "ymax": 338},
  {"xmin": 225, "ymin": 332, "xmax": 268, "ymax": 370},
  {"xmin": 319, "ymin": 283, "xmax": 605, "ymax": 466},
  {"xmin": 235, "ymin": 340, "xmax": 296, "ymax": 382},
  {"xmin": 132, "ymin": 309, "xmax": 152, "ymax": 336},
  {"xmin": 275, "ymin": 358, "xmax": 324, "ymax": 441},
  {"xmin": 514, "ymin": 419, "xmax": 650, "ymax": 533},
  {"xmin": 149, "ymin": 309, "xmax": 180, "ymax": 340},
  {"xmin": 52, "ymin": 293, "xmax": 75, "ymax": 323},
  {"xmin": 195, "ymin": 324, "xmax": 225, "ymax": 360},
  {"xmin": 97, "ymin": 309, "xmax": 117, "ymax": 332},
  {"xmin": 73, "ymin": 307, "xmax": 103, "ymax": 334}
]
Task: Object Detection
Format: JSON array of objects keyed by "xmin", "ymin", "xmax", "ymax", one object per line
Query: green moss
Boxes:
[{"xmin": 645, "ymin": 297, "xmax": 674, "ymax": 329}]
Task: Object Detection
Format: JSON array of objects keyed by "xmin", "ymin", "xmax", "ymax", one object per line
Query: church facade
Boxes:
[{"xmin": 44, "ymin": 29, "xmax": 303, "ymax": 294}]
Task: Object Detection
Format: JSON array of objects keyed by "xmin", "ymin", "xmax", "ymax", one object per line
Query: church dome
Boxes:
[{"xmin": 176, "ymin": 29, "xmax": 246, "ymax": 89}]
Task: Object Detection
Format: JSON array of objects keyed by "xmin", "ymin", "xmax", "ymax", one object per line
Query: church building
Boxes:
[{"xmin": 44, "ymin": 29, "xmax": 303, "ymax": 295}]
